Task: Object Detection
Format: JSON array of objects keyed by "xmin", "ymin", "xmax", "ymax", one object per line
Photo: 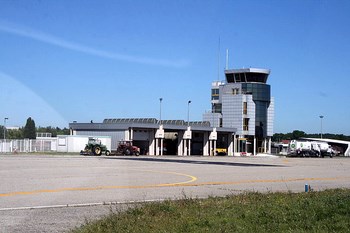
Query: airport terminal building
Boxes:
[
  {"xmin": 70, "ymin": 67, "xmax": 274, "ymax": 156},
  {"xmin": 69, "ymin": 119, "xmax": 236, "ymax": 156}
]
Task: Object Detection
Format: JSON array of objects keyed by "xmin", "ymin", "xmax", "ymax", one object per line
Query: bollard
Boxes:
[{"xmin": 305, "ymin": 184, "xmax": 309, "ymax": 192}]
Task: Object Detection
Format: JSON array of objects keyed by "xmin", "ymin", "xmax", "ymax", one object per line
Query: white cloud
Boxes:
[{"xmin": 0, "ymin": 21, "xmax": 190, "ymax": 68}]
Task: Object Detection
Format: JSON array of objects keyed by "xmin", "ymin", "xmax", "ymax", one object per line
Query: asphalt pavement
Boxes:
[{"xmin": 1, "ymin": 154, "xmax": 349, "ymax": 232}]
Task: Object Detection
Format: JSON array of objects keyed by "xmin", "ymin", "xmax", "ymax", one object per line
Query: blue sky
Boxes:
[{"xmin": 0, "ymin": 0, "xmax": 349, "ymax": 134}]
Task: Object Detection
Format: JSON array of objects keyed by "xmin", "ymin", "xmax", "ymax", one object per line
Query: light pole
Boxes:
[
  {"xmin": 3, "ymin": 117, "xmax": 8, "ymax": 141},
  {"xmin": 159, "ymin": 98, "xmax": 163, "ymax": 124},
  {"xmin": 319, "ymin": 115, "xmax": 324, "ymax": 139},
  {"xmin": 187, "ymin": 100, "xmax": 191, "ymax": 126}
]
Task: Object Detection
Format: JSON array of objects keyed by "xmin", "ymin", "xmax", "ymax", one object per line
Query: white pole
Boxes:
[
  {"xmin": 319, "ymin": 115, "xmax": 324, "ymax": 139},
  {"xmin": 226, "ymin": 49, "xmax": 229, "ymax": 70},
  {"xmin": 159, "ymin": 98, "xmax": 163, "ymax": 124},
  {"xmin": 187, "ymin": 100, "xmax": 191, "ymax": 126},
  {"xmin": 4, "ymin": 117, "xmax": 8, "ymax": 141}
]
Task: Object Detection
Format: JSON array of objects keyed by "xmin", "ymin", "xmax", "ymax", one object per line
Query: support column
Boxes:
[
  {"xmin": 130, "ymin": 128, "xmax": 134, "ymax": 141},
  {"xmin": 155, "ymin": 138, "xmax": 159, "ymax": 156},
  {"xmin": 183, "ymin": 127, "xmax": 191, "ymax": 156},
  {"xmin": 254, "ymin": 137, "xmax": 257, "ymax": 156},
  {"xmin": 268, "ymin": 137, "xmax": 272, "ymax": 154},
  {"xmin": 209, "ymin": 140, "xmax": 213, "ymax": 156},
  {"xmin": 183, "ymin": 139, "xmax": 187, "ymax": 156},
  {"xmin": 237, "ymin": 137, "xmax": 240, "ymax": 153},
  {"xmin": 213, "ymin": 140, "xmax": 217, "ymax": 156},
  {"xmin": 233, "ymin": 135, "xmax": 237, "ymax": 156},
  {"xmin": 203, "ymin": 132, "xmax": 209, "ymax": 156},
  {"xmin": 155, "ymin": 125, "xmax": 164, "ymax": 156},
  {"xmin": 160, "ymin": 138, "xmax": 164, "ymax": 156},
  {"xmin": 177, "ymin": 131, "xmax": 184, "ymax": 156},
  {"xmin": 125, "ymin": 130, "xmax": 130, "ymax": 141},
  {"xmin": 149, "ymin": 130, "xmax": 155, "ymax": 156},
  {"xmin": 264, "ymin": 139, "xmax": 267, "ymax": 153},
  {"xmin": 209, "ymin": 128, "xmax": 217, "ymax": 156},
  {"xmin": 228, "ymin": 134, "xmax": 233, "ymax": 156}
]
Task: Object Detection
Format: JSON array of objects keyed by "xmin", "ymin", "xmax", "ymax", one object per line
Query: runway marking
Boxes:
[
  {"xmin": 1, "ymin": 173, "xmax": 349, "ymax": 198},
  {"xmin": 177, "ymin": 176, "xmax": 349, "ymax": 187},
  {"xmin": 0, "ymin": 170, "xmax": 197, "ymax": 197}
]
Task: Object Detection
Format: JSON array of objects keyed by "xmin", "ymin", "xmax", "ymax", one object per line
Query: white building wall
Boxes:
[
  {"xmin": 57, "ymin": 135, "xmax": 111, "ymax": 153},
  {"xmin": 203, "ymin": 112, "xmax": 221, "ymax": 127},
  {"xmin": 246, "ymin": 95, "xmax": 256, "ymax": 136},
  {"xmin": 222, "ymin": 94, "xmax": 243, "ymax": 134},
  {"xmin": 74, "ymin": 130, "xmax": 126, "ymax": 150},
  {"xmin": 267, "ymin": 97, "xmax": 274, "ymax": 137}
]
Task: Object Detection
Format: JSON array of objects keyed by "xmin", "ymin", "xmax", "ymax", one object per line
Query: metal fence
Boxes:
[{"xmin": 0, "ymin": 138, "xmax": 58, "ymax": 153}]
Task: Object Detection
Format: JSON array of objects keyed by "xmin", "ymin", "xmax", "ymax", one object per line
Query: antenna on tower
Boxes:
[
  {"xmin": 217, "ymin": 37, "xmax": 220, "ymax": 81},
  {"xmin": 226, "ymin": 49, "xmax": 229, "ymax": 70}
]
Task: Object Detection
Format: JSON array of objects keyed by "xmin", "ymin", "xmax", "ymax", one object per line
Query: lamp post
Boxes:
[
  {"xmin": 187, "ymin": 100, "xmax": 191, "ymax": 126},
  {"xmin": 319, "ymin": 115, "xmax": 324, "ymax": 139},
  {"xmin": 3, "ymin": 117, "xmax": 8, "ymax": 141},
  {"xmin": 159, "ymin": 98, "xmax": 163, "ymax": 124}
]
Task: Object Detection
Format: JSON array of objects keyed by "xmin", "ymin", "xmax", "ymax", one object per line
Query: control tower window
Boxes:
[
  {"xmin": 243, "ymin": 102, "xmax": 248, "ymax": 115},
  {"xmin": 232, "ymin": 88, "xmax": 239, "ymax": 95},
  {"xmin": 211, "ymin": 89, "xmax": 219, "ymax": 95},
  {"xmin": 212, "ymin": 95, "xmax": 219, "ymax": 100},
  {"xmin": 243, "ymin": 118, "xmax": 249, "ymax": 131},
  {"xmin": 235, "ymin": 74, "xmax": 241, "ymax": 82}
]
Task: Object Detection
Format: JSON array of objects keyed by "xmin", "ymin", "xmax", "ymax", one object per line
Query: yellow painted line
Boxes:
[
  {"xmin": 177, "ymin": 176, "xmax": 347, "ymax": 187},
  {"xmin": 1, "ymin": 174, "xmax": 349, "ymax": 198},
  {"xmin": 0, "ymin": 170, "xmax": 197, "ymax": 197}
]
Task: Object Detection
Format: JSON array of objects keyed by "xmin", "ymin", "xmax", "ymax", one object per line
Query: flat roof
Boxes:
[
  {"xmin": 225, "ymin": 68, "xmax": 270, "ymax": 75},
  {"xmin": 225, "ymin": 68, "xmax": 270, "ymax": 84},
  {"xmin": 70, "ymin": 119, "xmax": 236, "ymax": 133},
  {"xmin": 303, "ymin": 138, "xmax": 350, "ymax": 156}
]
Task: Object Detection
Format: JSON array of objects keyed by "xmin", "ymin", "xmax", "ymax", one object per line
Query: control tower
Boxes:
[{"xmin": 203, "ymin": 68, "xmax": 274, "ymax": 155}]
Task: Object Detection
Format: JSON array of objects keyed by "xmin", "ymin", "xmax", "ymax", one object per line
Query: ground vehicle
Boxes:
[
  {"xmin": 316, "ymin": 142, "xmax": 335, "ymax": 157},
  {"xmin": 110, "ymin": 140, "xmax": 140, "ymax": 156},
  {"xmin": 215, "ymin": 148, "xmax": 227, "ymax": 155},
  {"xmin": 289, "ymin": 140, "xmax": 320, "ymax": 157},
  {"xmin": 80, "ymin": 137, "xmax": 110, "ymax": 156},
  {"xmin": 289, "ymin": 140, "xmax": 333, "ymax": 157}
]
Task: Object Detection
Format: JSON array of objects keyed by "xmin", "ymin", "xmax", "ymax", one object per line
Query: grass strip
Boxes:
[{"xmin": 71, "ymin": 189, "xmax": 350, "ymax": 233}]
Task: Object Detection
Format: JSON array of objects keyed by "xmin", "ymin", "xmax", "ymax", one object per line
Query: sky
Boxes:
[{"xmin": 0, "ymin": 0, "xmax": 350, "ymax": 134}]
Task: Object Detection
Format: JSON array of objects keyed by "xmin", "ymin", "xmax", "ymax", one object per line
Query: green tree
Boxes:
[
  {"xmin": 8, "ymin": 129, "xmax": 23, "ymax": 139},
  {"xmin": 23, "ymin": 117, "xmax": 36, "ymax": 139},
  {"xmin": 273, "ymin": 131, "xmax": 350, "ymax": 142},
  {"xmin": 292, "ymin": 130, "xmax": 306, "ymax": 140},
  {"xmin": 0, "ymin": 125, "xmax": 4, "ymax": 139},
  {"xmin": 37, "ymin": 126, "xmax": 70, "ymax": 137}
]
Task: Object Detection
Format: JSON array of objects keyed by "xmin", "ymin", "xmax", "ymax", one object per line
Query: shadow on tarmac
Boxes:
[{"xmin": 103, "ymin": 156, "xmax": 285, "ymax": 167}]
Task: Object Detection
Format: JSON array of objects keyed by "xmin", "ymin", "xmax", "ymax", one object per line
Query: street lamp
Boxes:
[
  {"xmin": 3, "ymin": 117, "xmax": 8, "ymax": 141},
  {"xmin": 159, "ymin": 98, "xmax": 163, "ymax": 124},
  {"xmin": 319, "ymin": 115, "xmax": 324, "ymax": 139},
  {"xmin": 187, "ymin": 100, "xmax": 191, "ymax": 126}
]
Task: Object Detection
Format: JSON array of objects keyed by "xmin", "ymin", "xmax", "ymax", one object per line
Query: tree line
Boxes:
[
  {"xmin": 273, "ymin": 130, "xmax": 350, "ymax": 142},
  {"xmin": 0, "ymin": 117, "xmax": 69, "ymax": 140}
]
